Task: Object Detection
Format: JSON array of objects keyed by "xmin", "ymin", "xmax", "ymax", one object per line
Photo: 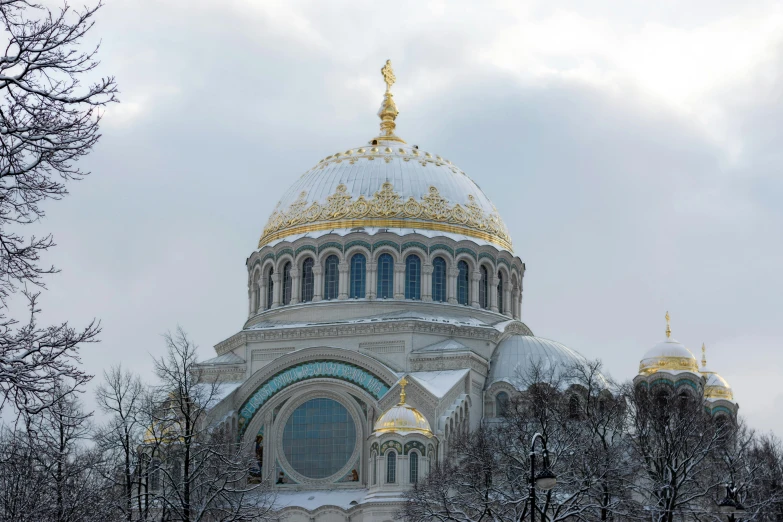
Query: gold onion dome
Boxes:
[
  {"xmin": 258, "ymin": 60, "xmax": 512, "ymax": 251},
  {"xmin": 373, "ymin": 377, "xmax": 433, "ymax": 437},
  {"xmin": 638, "ymin": 312, "xmax": 700, "ymax": 375},
  {"xmin": 700, "ymin": 344, "xmax": 734, "ymax": 401}
]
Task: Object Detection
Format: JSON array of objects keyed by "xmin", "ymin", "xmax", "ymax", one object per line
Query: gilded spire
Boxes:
[
  {"xmin": 398, "ymin": 376, "xmax": 408, "ymax": 405},
  {"xmin": 374, "ymin": 60, "xmax": 405, "ymax": 143},
  {"xmin": 665, "ymin": 311, "xmax": 671, "ymax": 339},
  {"xmin": 701, "ymin": 343, "xmax": 707, "ymax": 368}
]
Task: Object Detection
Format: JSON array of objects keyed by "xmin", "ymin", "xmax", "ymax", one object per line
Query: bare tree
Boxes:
[
  {"xmin": 95, "ymin": 365, "xmax": 145, "ymax": 522},
  {"xmin": 141, "ymin": 328, "xmax": 274, "ymax": 522},
  {"xmin": 0, "ymin": 0, "xmax": 115, "ymax": 416}
]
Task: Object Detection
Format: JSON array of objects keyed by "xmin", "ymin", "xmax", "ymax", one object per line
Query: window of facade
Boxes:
[
  {"xmin": 497, "ymin": 271, "xmax": 504, "ymax": 313},
  {"xmin": 282, "ymin": 262, "xmax": 292, "ymax": 305},
  {"xmin": 266, "ymin": 268, "xmax": 274, "ymax": 310},
  {"xmin": 349, "ymin": 253, "xmax": 366, "ymax": 298},
  {"xmin": 496, "ymin": 391, "xmax": 509, "ymax": 417},
  {"xmin": 377, "ymin": 253, "xmax": 394, "ymax": 299},
  {"xmin": 569, "ymin": 395, "xmax": 580, "ymax": 419},
  {"xmin": 404, "ymin": 254, "xmax": 421, "ymax": 300},
  {"xmin": 281, "ymin": 398, "xmax": 357, "ymax": 479},
  {"xmin": 409, "ymin": 451, "xmax": 418, "ymax": 483},
  {"xmin": 372, "ymin": 451, "xmax": 377, "ymax": 485},
  {"xmin": 386, "ymin": 451, "xmax": 396, "ymax": 483},
  {"xmin": 479, "ymin": 265, "xmax": 488, "ymax": 309},
  {"xmin": 150, "ymin": 458, "xmax": 161, "ymax": 490},
  {"xmin": 323, "ymin": 255, "xmax": 339, "ymax": 300},
  {"xmin": 432, "ymin": 257, "xmax": 447, "ymax": 302},
  {"xmin": 301, "ymin": 258, "xmax": 314, "ymax": 302},
  {"xmin": 457, "ymin": 260, "xmax": 470, "ymax": 305}
]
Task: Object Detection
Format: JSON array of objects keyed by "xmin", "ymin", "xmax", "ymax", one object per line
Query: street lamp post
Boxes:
[
  {"xmin": 718, "ymin": 482, "xmax": 746, "ymax": 522},
  {"xmin": 529, "ymin": 433, "xmax": 557, "ymax": 522}
]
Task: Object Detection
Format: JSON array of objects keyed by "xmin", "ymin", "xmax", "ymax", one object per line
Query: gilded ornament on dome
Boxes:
[{"xmin": 258, "ymin": 181, "xmax": 513, "ymax": 250}]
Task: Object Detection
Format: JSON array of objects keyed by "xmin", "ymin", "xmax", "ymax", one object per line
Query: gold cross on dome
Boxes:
[
  {"xmin": 665, "ymin": 311, "xmax": 671, "ymax": 339},
  {"xmin": 398, "ymin": 376, "xmax": 408, "ymax": 404},
  {"xmin": 381, "ymin": 59, "xmax": 396, "ymax": 93}
]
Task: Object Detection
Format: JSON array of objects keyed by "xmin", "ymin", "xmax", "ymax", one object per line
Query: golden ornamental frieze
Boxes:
[{"xmin": 259, "ymin": 182, "xmax": 512, "ymax": 249}]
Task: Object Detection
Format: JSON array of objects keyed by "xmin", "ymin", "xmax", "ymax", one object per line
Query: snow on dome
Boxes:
[
  {"xmin": 700, "ymin": 344, "xmax": 735, "ymax": 402},
  {"xmin": 257, "ymin": 60, "xmax": 512, "ymax": 251},
  {"xmin": 638, "ymin": 312, "xmax": 700, "ymax": 376},
  {"xmin": 488, "ymin": 335, "xmax": 596, "ymax": 390}
]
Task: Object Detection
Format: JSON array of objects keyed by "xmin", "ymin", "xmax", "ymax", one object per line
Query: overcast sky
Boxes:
[{"xmin": 27, "ymin": 0, "xmax": 783, "ymax": 434}]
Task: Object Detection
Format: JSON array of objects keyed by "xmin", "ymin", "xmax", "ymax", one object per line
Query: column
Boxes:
[
  {"xmin": 470, "ymin": 269, "xmax": 481, "ymax": 308},
  {"xmin": 490, "ymin": 275, "xmax": 499, "ymax": 313},
  {"xmin": 338, "ymin": 261, "xmax": 350, "ymax": 300},
  {"xmin": 503, "ymin": 286, "xmax": 512, "ymax": 317},
  {"xmin": 258, "ymin": 279, "xmax": 267, "ymax": 312},
  {"xmin": 447, "ymin": 267, "xmax": 459, "ymax": 304},
  {"xmin": 312, "ymin": 265, "xmax": 323, "ymax": 302},
  {"xmin": 421, "ymin": 263, "xmax": 433, "ymax": 302},
  {"xmin": 271, "ymin": 273, "xmax": 281, "ymax": 308},
  {"xmin": 367, "ymin": 264, "xmax": 377, "ymax": 300},
  {"xmin": 290, "ymin": 267, "xmax": 300, "ymax": 305},
  {"xmin": 247, "ymin": 287, "xmax": 254, "ymax": 317},
  {"xmin": 394, "ymin": 262, "xmax": 405, "ymax": 299},
  {"xmin": 512, "ymin": 287, "xmax": 520, "ymax": 319}
]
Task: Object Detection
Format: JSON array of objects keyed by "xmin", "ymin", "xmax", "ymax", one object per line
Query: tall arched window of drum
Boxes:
[
  {"xmin": 497, "ymin": 271, "xmax": 504, "ymax": 313},
  {"xmin": 265, "ymin": 268, "xmax": 274, "ymax": 310},
  {"xmin": 432, "ymin": 257, "xmax": 446, "ymax": 302},
  {"xmin": 323, "ymin": 255, "xmax": 339, "ymax": 300},
  {"xmin": 282, "ymin": 262, "xmax": 292, "ymax": 305},
  {"xmin": 349, "ymin": 253, "xmax": 366, "ymax": 298},
  {"xmin": 301, "ymin": 258, "xmax": 315, "ymax": 302},
  {"xmin": 496, "ymin": 391, "xmax": 509, "ymax": 417},
  {"xmin": 457, "ymin": 260, "xmax": 470, "ymax": 305},
  {"xmin": 404, "ymin": 254, "xmax": 421, "ymax": 300},
  {"xmin": 386, "ymin": 451, "xmax": 396, "ymax": 483},
  {"xmin": 409, "ymin": 451, "xmax": 418, "ymax": 483},
  {"xmin": 479, "ymin": 265, "xmax": 488, "ymax": 309},
  {"xmin": 377, "ymin": 253, "xmax": 394, "ymax": 299}
]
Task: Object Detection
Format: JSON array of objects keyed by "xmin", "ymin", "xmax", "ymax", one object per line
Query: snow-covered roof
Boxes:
[
  {"xmin": 245, "ymin": 309, "xmax": 498, "ymax": 331},
  {"xmin": 199, "ymin": 352, "xmax": 245, "ymax": 365},
  {"xmin": 274, "ymin": 489, "xmax": 368, "ymax": 511},
  {"xmin": 413, "ymin": 339, "xmax": 469, "ymax": 352},
  {"xmin": 408, "ymin": 369, "xmax": 469, "ymax": 398}
]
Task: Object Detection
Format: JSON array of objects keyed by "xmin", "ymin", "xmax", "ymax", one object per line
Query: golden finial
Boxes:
[
  {"xmin": 374, "ymin": 60, "xmax": 405, "ymax": 144},
  {"xmin": 665, "ymin": 311, "xmax": 671, "ymax": 339},
  {"xmin": 381, "ymin": 59, "xmax": 396, "ymax": 93},
  {"xmin": 701, "ymin": 343, "xmax": 707, "ymax": 368},
  {"xmin": 398, "ymin": 376, "xmax": 408, "ymax": 405}
]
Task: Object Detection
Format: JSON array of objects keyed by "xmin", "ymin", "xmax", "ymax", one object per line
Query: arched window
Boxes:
[
  {"xmin": 457, "ymin": 260, "xmax": 470, "ymax": 305},
  {"xmin": 323, "ymin": 255, "xmax": 339, "ymax": 300},
  {"xmin": 497, "ymin": 271, "xmax": 504, "ymax": 313},
  {"xmin": 409, "ymin": 451, "xmax": 419, "ymax": 483},
  {"xmin": 377, "ymin": 253, "xmax": 394, "ymax": 299},
  {"xmin": 282, "ymin": 262, "xmax": 292, "ymax": 305},
  {"xmin": 386, "ymin": 451, "xmax": 396, "ymax": 483},
  {"xmin": 496, "ymin": 392, "xmax": 509, "ymax": 417},
  {"xmin": 479, "ymin": 265, "xmax": 489, "ymax": 309},
  {"xmin": 372, "ymin": 451, "xmax": 377, "ymax": 485},
  {"xmin": 404, "ymin": 254, "xmax": 421, "ymax": 300},
  {"xmin": 301, "ymin": 258, "xmax": 314, "ymax": 302},
  {"xmin": 349, "ymin": 253, "xmax": 366, "ymax": 298},
  {"xmin": 432, "ymin": 257, "xmax": 447, "ymax": 302},
  {"xmin": 569, "ymin": 395, "xmax": 580, "ymax": 419},
  {"xmin": 266, "ymin": 268, "xmax": 274, "ymax": 310}
]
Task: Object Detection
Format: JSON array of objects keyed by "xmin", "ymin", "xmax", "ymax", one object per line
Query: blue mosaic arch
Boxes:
[{"xmin": 237, "ymin": 360, "xmax": 392, "ymax": 439}]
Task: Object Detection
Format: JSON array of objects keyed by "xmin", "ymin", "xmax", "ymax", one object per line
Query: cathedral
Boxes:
[{"xmin": 195, "ymin": 61, "xmax": 738, "ymax": 522}]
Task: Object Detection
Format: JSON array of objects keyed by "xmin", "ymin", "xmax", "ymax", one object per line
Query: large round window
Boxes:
[{"xmin": 282, "ymin": 398, "xmax": 357, "ymax": 479}]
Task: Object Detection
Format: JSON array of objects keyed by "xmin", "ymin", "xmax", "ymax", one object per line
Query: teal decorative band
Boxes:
[{"xmin": 238, "ymin": 360, "xmax": 391, "ymax": 438}]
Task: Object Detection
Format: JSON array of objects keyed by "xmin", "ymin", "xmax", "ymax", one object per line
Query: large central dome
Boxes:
[{"xmin": 258, "ymin": 61, "xmax": 512, "ymax": 252}]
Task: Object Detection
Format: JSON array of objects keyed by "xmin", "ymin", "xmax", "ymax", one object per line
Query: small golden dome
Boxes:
[
  {"xmin": 638, "ymin": 312, "xmax": 700, "ymax": 376},
  {"xmin": 373, "ymin": 377, "xmax": 433, "ymax": 437},
  {"xmin": 700, "ymin": 344, "xmax": 735, "ymax": 401}
]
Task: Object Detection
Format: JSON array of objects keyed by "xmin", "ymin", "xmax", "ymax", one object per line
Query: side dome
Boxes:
[
  {"xmin": 373, "ymin": 377, "xmax": 432, "ymax": 437},
  {"xmin": 488, "ymin": 335, "xmax": 592, "ymax": 389},
  {"xmin": 700, "ymin": 344, "xmax": 735, "ymax": 402},
  {"xmin": 638, "ymin": 312, "xmax": 699, "ymax": 375},
  {"xmin": 258, "ymin": 60, "xmax": 512, "ymax": 252}
]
